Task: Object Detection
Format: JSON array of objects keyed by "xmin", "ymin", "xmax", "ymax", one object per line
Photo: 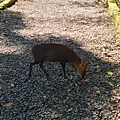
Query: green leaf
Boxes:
[
  {"xmin": 3, "ymin": 102, "xmax": 14, "ymax": 107},
  {"xmin": 108, "ymin": 82, "xmax": 114, "ymax": 87},
  {"xmin": 107, "ymin": 71, "xmax": 114, "ymax": 76}
]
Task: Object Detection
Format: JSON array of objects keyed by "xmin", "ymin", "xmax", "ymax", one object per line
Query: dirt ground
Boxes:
[{"xmin": 0, "ymin": 0, "xmax": 120, "ymax": 119}]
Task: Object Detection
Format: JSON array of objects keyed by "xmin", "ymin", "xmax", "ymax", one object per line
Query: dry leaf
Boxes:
[
  {"xmin": 10, "ymin": 83, "xmax": 14, "ymax": 87},
  {"xmin": 3, "ymin": 102, "xmax": 14, "ymax": 107},
  {"xmin": 67, "ymin": 107, "xmax": 73, "ymax": 112},
  {"xmin": 108, "ymin": 105, "xmax": 114, "ymax": 111},
  {"xmin": 86, "ymin": 102, "xmax": 91, "ymax": 106},
  {"xmin": 104, "ymin": 52, "xmax": 112, "ymax": 57},
  {"xmin": 89, "ymin": 45, "xmax": 98, "ymax": 50},
  {"xmin": 71, "ymin": 102, "xmax": 77, "ymax": 105},
  {"xmin": 51, "ymin": 114, "xmax": 61, "ymax": 119},
  {"xmin": 113, "ymin": 96, "xmax": 120, "ymax": 100}
]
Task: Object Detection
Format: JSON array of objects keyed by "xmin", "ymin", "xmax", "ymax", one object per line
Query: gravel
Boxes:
[{"xmin": 0, "ymin": 0, "xmax": 120, "ymax": 120}]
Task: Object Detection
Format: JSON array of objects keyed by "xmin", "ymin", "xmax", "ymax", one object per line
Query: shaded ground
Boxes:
[{"xmin": 0, "ymin": 0, "xmax": 120, "ymax": 119}]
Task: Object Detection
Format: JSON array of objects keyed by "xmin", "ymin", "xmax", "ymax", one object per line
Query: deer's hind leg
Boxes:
[
  {"xmin": 60, "ymin": 62, "xmax": 67, "ymax": 78},
  {"xmin": 39, "ymin": 61, "xmax": 49, "ymax": 76},
  {"xmin": 29, "ymin": 60, "xmax": 39, "ymax": 77}
]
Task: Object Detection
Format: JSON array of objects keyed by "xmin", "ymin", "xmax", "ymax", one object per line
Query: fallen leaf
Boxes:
[
  {"xmin": 10, "ymin": 83, "xmax": 14, "ymax": 87},
  {"xmin": 108, "ymin": 82, "xmax": 114, "ymax": 87},
  {"xmin": 89, "ymin": 45, "xmax": 98, "ymax": 50},
  {"xmin": 71, "ymin": 102, "xmax": 77, "ymax": 105},
  {"xmin": 86, "ymin": 102, "xmax": 91, "ymax": 106},
  {"xmin": 107, "ymin": 105, "xmax": 114, "ymax": 111},
  {"xmin": 107, "ymin": 71, "xmax": 114, "ymax": 76},
  {"xmin": 113, "ymin": 96, "xmax": 120, "ymax": 100},
  {"xmin": 67, "ymin": 107, "xmax": 73, "ymax": 112},
  {"xmin": 51, "ymin": 114, "xmax": 61, "ymax": 119},
  {"xmin": 3, "ymin": 102, "xmax": 14, "ymax": 107},
  {"xmin": 104, "ymin": 52, "xmax": 112, "ymax": 57}
]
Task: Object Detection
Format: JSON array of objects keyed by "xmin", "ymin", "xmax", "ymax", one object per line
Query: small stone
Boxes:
[
  {"xmin": 0, "ymin": 96, "xmax": 3, "ymax": 100},
  {"xmin": 96, "ymin": 91, "xmax": 101, "ymax": 95},
  {"xmin": 0, "ymin": 85, "xmax": 2, "ymax": 90}
]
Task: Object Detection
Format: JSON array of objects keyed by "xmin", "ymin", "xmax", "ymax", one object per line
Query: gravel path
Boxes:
[{"xmin": 0, "ymin": 0, "xmax": 120, "ymax": 119}]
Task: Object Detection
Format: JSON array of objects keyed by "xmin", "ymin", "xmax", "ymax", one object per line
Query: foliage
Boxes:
[
  {"xmin": 0, "ymin": 0, "xmax": 18, "ymax": 10},
  {"xmin": 108, "ymin": 0, "xmax": 120, "ymax": 39}
]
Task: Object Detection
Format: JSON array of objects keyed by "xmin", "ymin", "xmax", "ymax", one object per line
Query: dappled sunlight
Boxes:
[
  {"xmin": 0, "ymin": 44, "xmax": 23, "ymax": 54},
  {"xmin": 12, "ymin": 0, "xmax": 115, "ymax": 42}
]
